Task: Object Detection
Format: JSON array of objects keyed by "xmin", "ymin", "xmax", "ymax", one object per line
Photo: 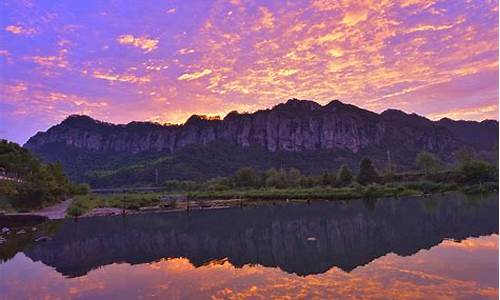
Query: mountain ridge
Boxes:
[
  {"xmin": 23, "ymin": 99, "xmax": 498, "ymax": 186},
  {"xmin": 33, "ymin": 99, "xmax": 498, "ymax": 132},
  {"xmin": 27, "ymin": 98, "xmax": 498, "ymax": 153}
]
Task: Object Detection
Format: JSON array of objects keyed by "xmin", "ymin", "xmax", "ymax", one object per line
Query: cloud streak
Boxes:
[{"xmin": 178, "ymin": 69, "xmax": 213, "ymax": 81}]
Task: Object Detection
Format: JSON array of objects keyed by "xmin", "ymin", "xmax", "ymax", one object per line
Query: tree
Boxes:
[
  {"xmin": 0, "ymin": 140, "xmax": 76, "ymax": 209},
  {"xmin": 234, "ymin": 167, "xmax": 259, "ymax": 188},
  {"xmin": 205, "ymin": 177, "xmax": 232, "ymax": 191},
  {"xmin": 286, "ymin": 168, "xmax": 302, "ymax": 187},
  {"xmin": 165, "ymin": 180, "xmax": 200, "ymax": 191},
  {"xmin": 321, "ymin": 171, "xmax": 336, "ymax": 186},
  {"xmin": 461, "ymin": 159, "xmax": 497, "ymax": 184},
  {"xmin": 337, "ymin": 164, "xmax": 353, "ymax": 187},
  {"xmin": 416, "ymin": 151, "xmax": 439, "ymax": 175},
  {"xmin": 70, "ymin": 183, "xmax": 91, "ymax": 195},
  {"xmin": 357, "ymin": 158, "xmax": 380, "ymax": 185},
  {"xmin": 455, "ymin": 147, "xmax": 473, "ymax": 167},
  {"xmin": 265, "ymin": 168, "xmax": 285, "ymax": 188},
  {"xmin": 382, "ymin": 162, "xmax": 397, "ymax": 181},
  {"xmin": 299, "ymin": 175, "xmax": 320, "ymax": 188}
]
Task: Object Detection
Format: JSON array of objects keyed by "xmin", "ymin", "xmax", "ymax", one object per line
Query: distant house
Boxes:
[{"xmin": 0, "ymin": 167, "xmax": 23, "ymax": 183}]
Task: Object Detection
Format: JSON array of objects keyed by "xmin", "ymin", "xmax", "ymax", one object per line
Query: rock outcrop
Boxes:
[
  {"xmin": 26, "ymin": 99, "xmax": 490, "ymax": 155},
  {"xmin": 22, "ymin": 99, "xmax": 498, "ymax": 185}
]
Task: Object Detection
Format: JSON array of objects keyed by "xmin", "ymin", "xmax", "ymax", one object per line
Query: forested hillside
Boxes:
[{"xmin": 0, "ymin": 140, "xmax": 87, "ymax": 210}]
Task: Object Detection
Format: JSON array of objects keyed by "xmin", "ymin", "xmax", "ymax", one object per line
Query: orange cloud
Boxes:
[
  {"xmin": 5, "ymin": 24, "xmax": 37, "ymax": 35},
  {"xmin": 4, "ymin": 234, "xmax": 497, "ymax": 300},
  {"xmin": 91, "ymin": 70, "xmax": 150, "ymax": 83},
  {"xmin": 26, "ymin": 54, "xmax": 68, "ymax": 68},
  {"xmin": 341, "ymin": 8, "xmax": 369, "ymax": 26},
  {"xmin": 252, "ymin": 6, "xmax": 274, "ymax": 31},
  {"xmin": 428, "ymin": 104, "xmax": 498, "ymax": 121},
  {"xmin": 440, "ymin": 236, "xmax": 499, "ymax": 251},
  {"xmin": 178, "ymin": 48, "xmax": 195, "ymax": 55},
  {"xmin": 117, "ymin": 34, "xmax": 159, "ymax": 53},
  {"xmin": 178, "ymin": 69, "xmax": 213, "ymax": 81}
]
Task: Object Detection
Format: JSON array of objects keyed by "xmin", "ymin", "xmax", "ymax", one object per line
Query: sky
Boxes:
[{"xmin": 0, "ymin": 0, "xmax": 498, "ymax": 144}]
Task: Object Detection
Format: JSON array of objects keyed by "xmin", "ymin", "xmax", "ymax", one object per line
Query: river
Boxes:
[{"xmin": 0, "ymin": 192, "xmax": 498, "ymax": 299}]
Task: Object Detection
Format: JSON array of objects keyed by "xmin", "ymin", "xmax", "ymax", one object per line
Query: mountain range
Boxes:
[{"xmin": 24, "ymin": 99, "xmax": 498, "ymax": 187}]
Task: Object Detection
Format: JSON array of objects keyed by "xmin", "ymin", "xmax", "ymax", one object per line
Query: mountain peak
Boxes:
[
  {"xmin": 59, "ymin": 114, "xmax": 102, "ymax": 128},
  {"xmin": 381, "ymin": 109, "xmax": 430, "ymax": 126},
  {"xmin": 273, "ymin": 98, "xmax": 322, "ymax": 112},
  {"xmin": 325, "ymin": 99, "xmax": 344, "ymax": 107},
  {"xmin": 185, "ymin": 114, "xmax": 221, "ymax": 126},
  {"xmin": 63, "ymin": 114, "xmax": 96, "ymax": 122},
  {"xmin": 324, "ymin": 99, "xmax": 362, "ymax": 112}
]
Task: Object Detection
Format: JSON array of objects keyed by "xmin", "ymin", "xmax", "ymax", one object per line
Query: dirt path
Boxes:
[{"xmin": 33, "ymin": 198, "xmax": 73, "ymax": 220}]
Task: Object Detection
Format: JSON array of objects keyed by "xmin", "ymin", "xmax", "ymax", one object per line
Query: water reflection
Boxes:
[
  {"xmin": 21, "ymin": 193, "xmax": 499, "ymax": 277},
  {"xmin": 1, "ymin": 235, "xmax": 497, "ymax": 299},
  {"xmin": 0, "ymin": 193, "xmax": 498, "ymax": 299}
]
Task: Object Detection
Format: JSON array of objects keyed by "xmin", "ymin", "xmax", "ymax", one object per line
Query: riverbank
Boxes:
[
  {"xmin": 0, "ymin": 199, "xmax": 73, "ymax": 222},
  {"xmin": 66, "ymin": 181, "xmax": 498, "ymax": 218}
]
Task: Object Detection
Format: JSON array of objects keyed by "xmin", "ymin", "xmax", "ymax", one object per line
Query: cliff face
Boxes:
[
  {"xmin": 26, "ymin": 99, "xmax": 481, "ymax": 155},
  {"xmin": 22, "ymin": 99, "xmax": 498, "ymax": 185}
]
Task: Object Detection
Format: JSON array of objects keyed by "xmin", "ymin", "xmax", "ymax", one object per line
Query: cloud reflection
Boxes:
[{"xmin": 0, "ymin": 235, "xmax": 497, "ymax": 299}]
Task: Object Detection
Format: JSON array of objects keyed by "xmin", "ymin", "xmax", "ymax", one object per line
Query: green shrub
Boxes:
[{"xmin": 67, "ymin": 205, "xmax": 85, "ymax": 217}]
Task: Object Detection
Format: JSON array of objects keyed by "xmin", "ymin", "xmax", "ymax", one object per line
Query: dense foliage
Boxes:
[
  {"xmin": 160, "ymin": 150, "xmax": 497, "ymax": 194},
  {"xmin": 65, "ymin": 148, "xmax": 498, "ymax": 216},
  {"xmin": 416, "ymin": 151, "xmax": 439, "ymax": 175},
  {"xmin": 357, "ymin": 158, "xmax": 380, "ymax": 185},
  {"xmin": 30, "ymin": 137, "xmax": 496, "ymax": 188},
  {"xmin": 337, "ymin": 165, "xmax": 353, "ymax": 187},
  {"xmin": 0, "ymin": 140, "xmax": 87, "ymax": 210}
]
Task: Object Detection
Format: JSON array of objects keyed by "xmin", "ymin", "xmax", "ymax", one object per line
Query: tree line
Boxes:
[{"xmin": 165, "ymin": 148, "xmax": 497, "ymax": 192}]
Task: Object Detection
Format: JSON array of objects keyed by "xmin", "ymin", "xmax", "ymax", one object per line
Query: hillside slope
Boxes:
[{"xmin": 25, "ymin": 99, "xmax": 498, "ymax": 187}]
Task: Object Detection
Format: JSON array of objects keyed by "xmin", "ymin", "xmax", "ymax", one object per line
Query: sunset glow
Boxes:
[
  {"xmin": 0, "ymin": 0, "xmax": 498, "ymax": 143},
  {"xmin": 1, "ymin": 235, "xmax": 497, "ymax": 299}
]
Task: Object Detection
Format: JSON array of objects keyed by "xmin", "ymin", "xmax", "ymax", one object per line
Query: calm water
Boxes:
[{"xmin": 0, "ymin": 193, "xmax": 498, "ymax": 299}]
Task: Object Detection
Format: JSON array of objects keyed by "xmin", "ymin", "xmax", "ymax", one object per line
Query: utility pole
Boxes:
[{"xmin": 155, "ymin": 168, "xmax": 159, "ymax": 186}]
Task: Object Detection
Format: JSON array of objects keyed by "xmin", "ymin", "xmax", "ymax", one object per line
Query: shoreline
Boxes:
[{"xmin": 69, "ymin": 193, "xmax": 433, "ymax": 219}]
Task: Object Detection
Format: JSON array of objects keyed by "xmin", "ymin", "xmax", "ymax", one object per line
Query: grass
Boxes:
[
  {"xmin": 187, "ymin": 185, "xmax": 421, "ymax": 201},
  {"xmin": 66, "ymin": 181, "xmax": 498, "ymax": 217},
  {"xmin": 461, "ymin": 182, "xmax": 498, "ymax": 194},
  {"xmin": 67, "ymin": 192, "xmax": 163, "ymax": 217},
  {"xmin": 187, "ymin": 181, "xmax": 494, "ymax": 201}
]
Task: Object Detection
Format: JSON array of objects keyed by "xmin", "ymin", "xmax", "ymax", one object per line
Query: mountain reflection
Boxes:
[{"xmin": 23, "ymin": 193, "xmax": 498, "ymax": 278}]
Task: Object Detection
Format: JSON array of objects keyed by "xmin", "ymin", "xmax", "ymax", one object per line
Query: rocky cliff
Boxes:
[
  {"xmin": 27, "ymin": 99, "xmax": 489, "ymax": 155},
  {"xmin": 23, "ymin": 99, "xmax": 498, "ymax": 185}
]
